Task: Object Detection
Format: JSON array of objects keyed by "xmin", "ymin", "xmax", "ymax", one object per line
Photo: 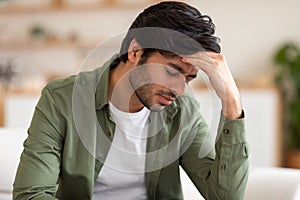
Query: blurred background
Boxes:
[
  {"xmin": 1, "ymin": 0, "xmax": 300, "ymax": 198},
  {"xmin": 0, "ymin": 0, "xmax": 300, "ymax": 199}
]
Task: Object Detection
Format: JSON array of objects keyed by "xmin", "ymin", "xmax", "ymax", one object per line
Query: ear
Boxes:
[{"xmin": 127, "ymin": 39, "xmax": 143, "ymax": 65}]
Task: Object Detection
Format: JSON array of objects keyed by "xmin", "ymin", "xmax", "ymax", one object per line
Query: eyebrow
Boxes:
[
  {"xmin": 167, "ymin": 62, "xmax": 186, "ymax": 73},
  {"xmin": 167, "ymin": 62, "xmax": 198, "ymax": 79}
]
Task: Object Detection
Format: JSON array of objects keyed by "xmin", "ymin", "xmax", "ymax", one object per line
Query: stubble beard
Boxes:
[{"xmin": 129, "ymin": 68, "xmax": 165, "ymax": 112}]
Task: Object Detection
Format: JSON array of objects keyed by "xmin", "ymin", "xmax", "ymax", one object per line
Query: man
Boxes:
[{"xmin": 13, "ymin": 1, "xmax": 249, "ymax": 199}]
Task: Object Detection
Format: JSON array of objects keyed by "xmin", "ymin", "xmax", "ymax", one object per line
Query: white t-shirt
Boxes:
[{"xmin": 93, "ymin": 102, "xmax": 150, "ymax": 200}]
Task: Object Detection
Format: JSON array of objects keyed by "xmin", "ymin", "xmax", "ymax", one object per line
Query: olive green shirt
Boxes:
[{"xmin": 13, "ymin": 55, "xmax": 249, "ymax": 200}]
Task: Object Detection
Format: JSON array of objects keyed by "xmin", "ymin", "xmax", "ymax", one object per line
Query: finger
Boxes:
[
  {"xmin": 182, "ymin": 53, "xmax": 216, "ymax": 70},
  {"xmin": 182, "ymin": 52, "xmax": 214, "ymax": 65},
  {"xmin": 183, "ymin": 50, "xmax": 223, "ymax": 61},
  {"xmin": 182, "ymin": 56, "xmax": 213, "ymax": 73}
]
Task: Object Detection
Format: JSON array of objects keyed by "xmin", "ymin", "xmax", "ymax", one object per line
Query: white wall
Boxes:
[{"xmin": 189, "ymin": 0, "xmax": 300, "ymax": 85}]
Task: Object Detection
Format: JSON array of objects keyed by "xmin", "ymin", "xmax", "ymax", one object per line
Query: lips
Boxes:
[{"xmin": 159, "ymin": 95, "xmax": 175, "ymax": 106}]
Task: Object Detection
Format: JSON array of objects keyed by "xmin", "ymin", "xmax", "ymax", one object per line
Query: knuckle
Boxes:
[
  {"xmin": 217, "ymin": 54, "xmax": 225, "ymax": 60},
  {"xmin": 213, "ymin": 60, "xmax": 220, "ymax": 67}
]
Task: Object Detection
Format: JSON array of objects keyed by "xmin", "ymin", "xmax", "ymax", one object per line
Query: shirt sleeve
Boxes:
[
  {"xmin": 180, "ymin": 111, "xmax": 249, "ymax": 200},
  {"xmin": 13, "ymin": 87, "xmax": 63, "ymax": 200}
]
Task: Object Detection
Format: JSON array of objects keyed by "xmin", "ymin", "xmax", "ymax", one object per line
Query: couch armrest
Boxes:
[{"xmin": 244, "ymin": 167, "xmax": 300, "ymax": 200}]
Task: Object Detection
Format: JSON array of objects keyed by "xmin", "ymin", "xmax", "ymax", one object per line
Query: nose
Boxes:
[
  {"xmin": 170, "ymin": 77, "xmax": 186, "ymax": 97},
  {"xmin": 170, "ymin": 89, "xmax": 178, "ymax": 99}
]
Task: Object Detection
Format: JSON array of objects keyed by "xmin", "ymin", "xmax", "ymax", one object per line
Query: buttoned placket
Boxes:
[{"xmin": 94, "ymin": 104, "xmax": 116, "ymax": 183}]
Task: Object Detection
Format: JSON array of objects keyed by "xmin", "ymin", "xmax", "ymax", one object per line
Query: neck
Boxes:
[{"xmin": 108, "ymin": 61, "xmax": 144, "ymax": 113}]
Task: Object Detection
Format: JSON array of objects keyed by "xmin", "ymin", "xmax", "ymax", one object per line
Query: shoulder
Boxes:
[
  {"xmin": 44, "ymin": 67, "xmax": 104, "ymax": 95},
  {"xmin": 45, "ymin": 75, "xmax": 76, "ymax": 93}
]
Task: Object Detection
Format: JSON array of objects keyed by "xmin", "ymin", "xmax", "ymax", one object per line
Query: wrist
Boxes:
[{"xmin": 221, "ymin": 93, "xmax": 242, "ymax": 119}]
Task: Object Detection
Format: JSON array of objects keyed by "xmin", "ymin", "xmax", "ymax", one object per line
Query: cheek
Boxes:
[
  {"xmin": 155, "ymin": 73, "xmax": 186, "ymax": 92},
  {"xmin": 129, "ymin": 67, "xmax": 152, "ymax": 89},
  {"xmin": 131, "ymin": 67, "xmax": 168, "ymax": 90},
  {"xmin": 146, "ymin": 68, "xmax": 173, "ymax": 86},
  {"xmin": 131, "ymin": 65, "xmax": 186, "ymax": 91}
]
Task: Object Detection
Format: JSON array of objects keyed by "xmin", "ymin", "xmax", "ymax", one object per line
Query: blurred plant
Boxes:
[
  {"xmin": 273, "ymin": 42, "xmax": 300, "ymax": 148},
  {"xmin": 29, "ymin": 24, "xmax": 58, "ymax": 42},
  {"xmin": 29, "ymin": 25, "xmax": 47, "ymax": 39},
  {"xmin": 0, "ymin": 58, "xmax": 23, "ymax": 89}
]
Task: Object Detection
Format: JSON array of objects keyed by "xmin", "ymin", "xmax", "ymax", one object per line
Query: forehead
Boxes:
[{"xmin": 145, "ymin": 51, "xmax": 195, "ymax": 72}]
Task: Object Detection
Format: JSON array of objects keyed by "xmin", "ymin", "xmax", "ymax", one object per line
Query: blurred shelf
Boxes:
[
  {"xmin": 0, "ymin": 0, "xmax": 156, "ymax": 14},
  {"xmin": 0, "ymin": 39, "xmax": 105, "ymax": 50},
  {"xmin": 0, "ymin": 0, "xmax": 158, "ymax": 50}
]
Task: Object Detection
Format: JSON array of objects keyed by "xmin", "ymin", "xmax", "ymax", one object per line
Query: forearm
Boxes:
[
  {"xmin": 207, "ymin": 114, "xmax": 249, "ymax": 200},
  {"xmin": 221, "ymin": 88, "xmax": 242, "ymax": 120},
  {"xmin": 181, "ymin": 113, "xmax": 249, "ymax": 200}
]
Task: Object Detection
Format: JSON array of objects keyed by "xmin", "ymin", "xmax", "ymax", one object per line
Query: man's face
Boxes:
[{"xmin": 129, "ymin": 51, "xmax": 198, "ymax": 111}]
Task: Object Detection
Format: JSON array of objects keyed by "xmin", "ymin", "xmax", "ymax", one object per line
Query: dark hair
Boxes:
[{"xmin": 119, "ymin": 1, "xmax": 220, "ymax": 63}]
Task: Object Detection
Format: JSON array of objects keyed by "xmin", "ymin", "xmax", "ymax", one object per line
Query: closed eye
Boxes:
[
  {"xmin": 166, "ymin": 62, "xmax": 198, "ymax": 83},
  {"xmin": 165, "ymin": 67, "xmax": 180, "ymax": 77}
]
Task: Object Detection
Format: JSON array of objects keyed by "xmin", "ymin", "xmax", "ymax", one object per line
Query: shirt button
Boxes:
[
  {"xmin": 223, "ymin": 128, "xmax": 230, "ymax": 135},
  {"xmin": 107, "ymin": 131, "xmax": 112, "ymax": 136},
  {"xmin": 221, "ymin": 164, "xmax": 227, "ymax": 169}
]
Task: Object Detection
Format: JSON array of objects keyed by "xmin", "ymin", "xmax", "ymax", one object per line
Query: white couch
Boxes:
[
  {"xmin": 0, "ymin": 128, "xmax": 27, "ymax": 200},
  {"xmin": 244, "ymin": 167, "xmax": 300, "ymax": 200},
  {"xmin": 1, "ymin": 127, "xmax": 300, "ymax": 200}
]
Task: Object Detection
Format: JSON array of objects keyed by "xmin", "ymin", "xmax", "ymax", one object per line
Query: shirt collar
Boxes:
[{"xmin": 95, "ymin": 54, "xmax": 119, "ymax": 110}]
